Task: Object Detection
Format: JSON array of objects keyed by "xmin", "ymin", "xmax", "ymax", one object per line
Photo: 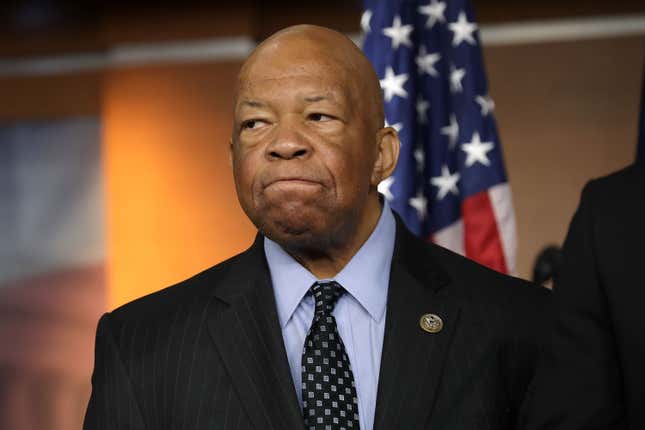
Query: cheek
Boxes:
[
  {"xmin": 324, "ymin": 149, "xmax": 372, "ymax": 200},
  {"xmin": 233, "ymin": 150, "xmax": 262, "ymax": 200}
]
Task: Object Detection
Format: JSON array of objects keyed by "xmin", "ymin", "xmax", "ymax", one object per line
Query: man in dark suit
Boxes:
[
  {"xmin": 522, "ymin": 163, "xmax": 645, "ymax": 430},
  {"xmin": 84, "ymin": 25, "xmax": 549, "ymax": 429}
]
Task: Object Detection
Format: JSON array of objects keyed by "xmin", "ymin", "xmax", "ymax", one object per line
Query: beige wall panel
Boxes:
[{"xmin": 485, "ymin": 36, "xmax": 645, "ymax": 279}]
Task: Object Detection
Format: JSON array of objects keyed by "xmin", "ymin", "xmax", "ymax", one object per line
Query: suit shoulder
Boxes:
[
  {"xmin": 579, "ymin": 163, "xmax": 645, "ymax": 232},
  {"xmin": 429, "ymin": 242, "xmax": 551, "ymax": 310},
  {"xmin": 395, "ymin": 223, "xmax": 549, "ymax": 311},
  {"xmin": 585, "ymin": 163, "xmax": 645, "ymax": 201},
  {"xmin": 422, "ymin": 242, "xmax": 551, "ymax": 354}
]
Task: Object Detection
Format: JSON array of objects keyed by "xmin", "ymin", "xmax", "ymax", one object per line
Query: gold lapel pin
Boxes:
[{"xmin": 419, "ymin": 313, "xmax": 443, "ymax": 333}]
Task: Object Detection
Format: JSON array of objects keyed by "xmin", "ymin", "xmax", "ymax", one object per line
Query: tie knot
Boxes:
[{"xmin": 310, "ymin": 281, "xmax": 344, "ymax": 316}]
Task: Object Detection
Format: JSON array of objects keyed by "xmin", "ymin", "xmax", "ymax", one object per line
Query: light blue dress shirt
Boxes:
[{"xmin": 264, "ymin": 201, "xmax": 396, "ymax": 430}]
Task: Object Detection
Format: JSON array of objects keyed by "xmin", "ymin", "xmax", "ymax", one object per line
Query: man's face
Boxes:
[{"xmin": 231, "ymin": 43, "xmax": 378, "ymax": 250}]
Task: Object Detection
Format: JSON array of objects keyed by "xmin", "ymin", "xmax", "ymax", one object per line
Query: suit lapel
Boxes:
[
  {"xmin": 207, "ymin": 237, "xmax": 305, "ymax": 430},
  {"xmin": 374, "ymin": 221, "xmax": 461, "ymax": 430},
  {"xmin": 204, "ymin": 218, "xmax": 460, "ymax": 429}
]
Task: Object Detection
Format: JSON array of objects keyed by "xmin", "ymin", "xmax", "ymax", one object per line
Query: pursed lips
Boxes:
[{"xmin": 264, "ymin": 177, "xmax": 324, "ymax": 189}]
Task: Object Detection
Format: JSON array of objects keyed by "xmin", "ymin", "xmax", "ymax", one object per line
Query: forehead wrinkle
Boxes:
[
  {"xmin": 239, "ymin": 99, "xmax": 266, "ymax": 108},
  {"xmin": 238, "ymin": 44, "xmax": 355, "ymax": 94},
  {"xmin": 241, "ymin": 59, "xmax": 348, "ymax": 83},
  {"xmin": 239, "ymin": 75, "xmax": 352, "ymax": 109},
  {"xmin": 303, "ymin": 95, "xmax": 332, "ymax": 103}
]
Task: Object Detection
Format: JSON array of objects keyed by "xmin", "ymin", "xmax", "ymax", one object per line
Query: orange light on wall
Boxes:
[{"xmin": 102, "ymin": 62, "xmax": 256, "ymax": 309}]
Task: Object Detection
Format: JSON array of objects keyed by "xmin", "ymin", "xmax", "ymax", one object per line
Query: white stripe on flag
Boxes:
[
  {"xmin": 432, "ymin": 219, "xmax": 465, "ymax": 257},
  {"xmin": 488, "ymin": 183, "xmax": 517, "ymax": 275}
]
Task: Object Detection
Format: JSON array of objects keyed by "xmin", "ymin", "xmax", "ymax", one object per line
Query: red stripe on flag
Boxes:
[{"xmin": 462, "ymin": 191, "xmax": 508, "ymax": 274}]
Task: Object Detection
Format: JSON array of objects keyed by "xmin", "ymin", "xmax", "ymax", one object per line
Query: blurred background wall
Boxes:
[{"xmin": 1, "ymin": 0, "xmax": 644, "ymax": 428}]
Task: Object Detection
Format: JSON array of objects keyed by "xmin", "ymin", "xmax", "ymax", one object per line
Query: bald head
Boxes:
[
  {"xmin": 229, "ymin": 24, "xmax": 399, "ymax": 273},
  {"xmin": 236, "ymin": 25, "xmax": 384, "ymax": 131}
]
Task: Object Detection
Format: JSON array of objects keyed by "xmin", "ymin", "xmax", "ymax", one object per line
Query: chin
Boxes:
[
  {"xmin": 264, "ymin": 213, "xmax": 323, "ymax": 242},
  {"xmin": 264, "ymin": 228, "xmax": 320, "ymax": 251},
  {"xmin": 253, "ymin": 207, "xmax": 334, "ymax": 250}
]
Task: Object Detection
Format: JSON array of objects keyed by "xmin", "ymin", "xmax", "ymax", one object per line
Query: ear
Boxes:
[{"xmin": 370, "ymin": 126, "xmax": 400, "ymax": 186}]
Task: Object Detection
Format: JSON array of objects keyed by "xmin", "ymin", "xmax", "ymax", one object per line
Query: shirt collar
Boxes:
[{"xmin": 265, "ymin": 200, "xmax": 396, "ymax": 328}]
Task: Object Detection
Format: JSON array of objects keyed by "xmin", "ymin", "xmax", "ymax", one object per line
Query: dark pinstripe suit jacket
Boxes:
[{"xmin": 84, "ymin": 219, "xmax": 550, "ymax": 429}]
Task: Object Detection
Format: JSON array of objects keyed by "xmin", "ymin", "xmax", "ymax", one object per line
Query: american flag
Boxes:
[{"xmin": 362, "ymin": 0, "xmax": 516, "ymax": 274}]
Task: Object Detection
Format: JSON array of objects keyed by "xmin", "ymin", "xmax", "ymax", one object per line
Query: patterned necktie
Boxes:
[{"xmin": 301, "ymin": 281, "xmax": 360, "ymax": 430}]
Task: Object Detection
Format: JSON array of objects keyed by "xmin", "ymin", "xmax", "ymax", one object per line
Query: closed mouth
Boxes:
[{"xmin": 266, "ymin": 178, "xmax": 322, "ymax": 188}]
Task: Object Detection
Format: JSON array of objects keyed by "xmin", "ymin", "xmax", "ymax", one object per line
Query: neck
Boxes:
[{"xmin": 284, "ymin": 196, "xmax": 383, "ymax": 279}]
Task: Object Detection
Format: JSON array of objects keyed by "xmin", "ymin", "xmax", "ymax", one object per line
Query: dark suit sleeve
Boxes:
[
  {"xmin": 521, "ymin": 183, "xmax": 626, "ymax": 430},
  {"xmin": 83, "ymin": 313, "xmax": 145, "ymax": 430}
]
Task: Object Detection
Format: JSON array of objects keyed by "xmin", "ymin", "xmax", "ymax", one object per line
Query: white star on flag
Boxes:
[
  {"xmin": 475, "ymin": 95, "xmax": 495, "ymax": 116},
  {"xmin": 462, "ymin": 132, "xmax": 494, "ymax": 167},
  {"xmin": 450, "ymin": 64, "xmax": 466, "ymax": 93},
  {"xmin": 448, "ymin": 11, "xmax": 478, "ymax": 46},
  {"xmin": 361, "ymin": 10, "xmax": 372, "ymax": 33},
  {"xmin": 431, "ymin": 165, "xmax": 460, "ymax": 200},
  {"xmin": 380, "ymin": 67, "xmax": 409, "ymax": 102},
  {"xmin": 418, "ymin": 0, "xmax": 446, "ymax": 29},
  {"xmin": 409, "ymin": 191, "xmax": 428, "ymax": 219},
  {"xmin": 382, "ymin": 15, "xmax": 413, "ymax": 50},
  {"xmin": 441, "ymin": 114, "xmax": 459, "ymax": 149},
  {"xmin": 378, "ymin": 176, "xmax": 395, "ymax": 201},
  {"xmin": 416, "ymin": 97, "xmax": 430, "ymax": 123},
  {"xmin": 416, "ymin": 46, "xmax": 441, "ymax": 77}
]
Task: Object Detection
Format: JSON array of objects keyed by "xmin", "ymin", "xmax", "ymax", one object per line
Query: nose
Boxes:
[{"xmin": 265, "ymin": 122, "xmax": 311, "ymax": 161}]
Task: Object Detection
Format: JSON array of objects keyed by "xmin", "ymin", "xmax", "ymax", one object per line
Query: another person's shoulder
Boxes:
[
  {"xmin": 584, "ymin": 162, "xmax": 644, "ymax": 202},
  {"xmin": 579, "ymin": 163, "xmax": 645, "ymax": 228}
]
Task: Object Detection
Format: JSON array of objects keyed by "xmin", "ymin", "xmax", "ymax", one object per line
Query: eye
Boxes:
[
  {"xmin": 241, "ymin": 119, "xmax": 267, "ymax": 131},
  {"xmin": 308, "ymin": 113, "xmax": 334, "ymax": 122}
]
